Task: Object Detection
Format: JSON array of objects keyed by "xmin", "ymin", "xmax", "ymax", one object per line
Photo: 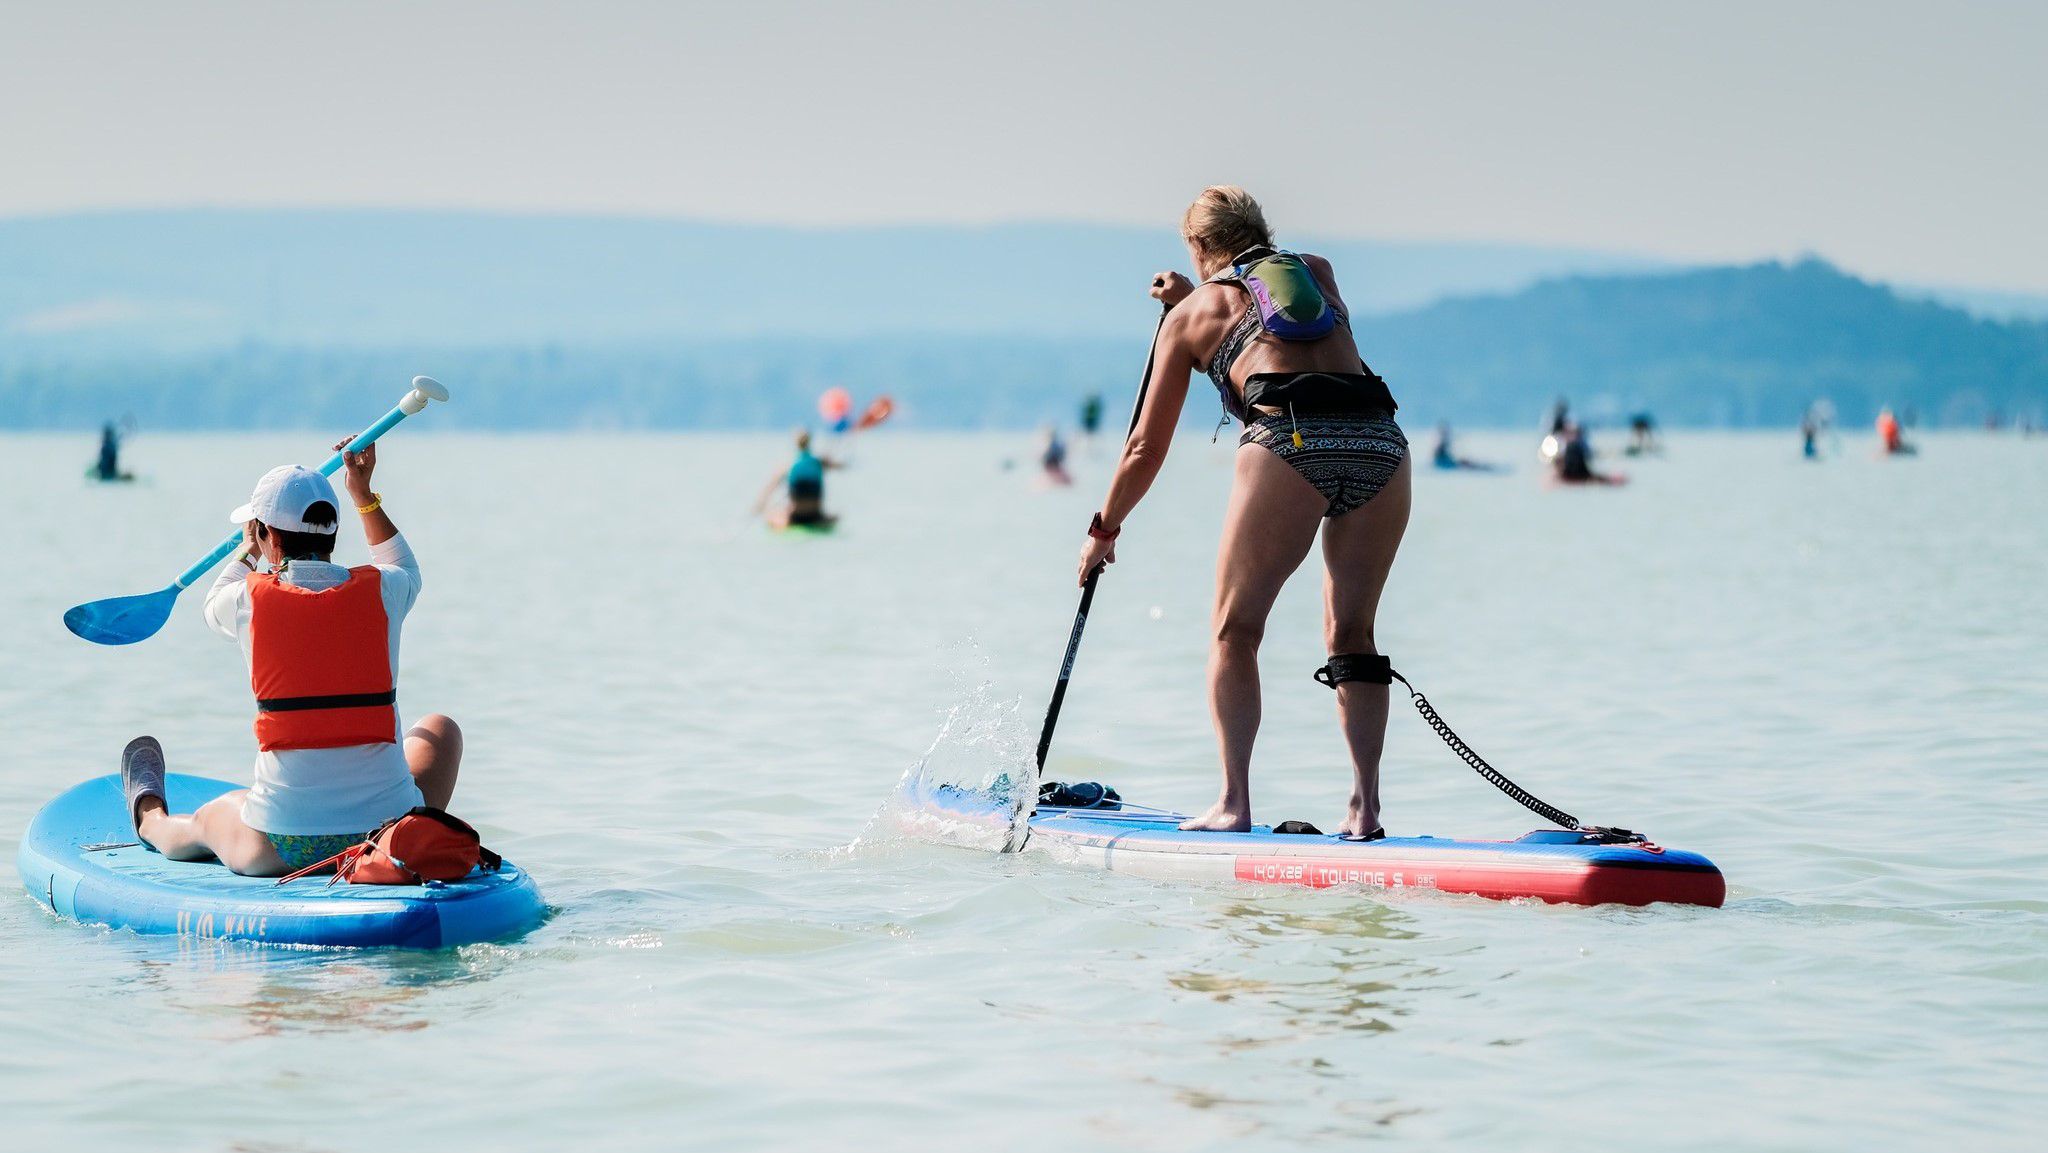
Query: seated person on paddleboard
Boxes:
[
  {"xmin": 122, "ymin": 443, "xmax": 463, "ymax": 876},
  {"xmin": 1077, "ymin": 185, "xmax": 1410, "ymax": 837},
  {"xmin": 761, "ymin": 429, "xmax": 842, "ymax": 529}
]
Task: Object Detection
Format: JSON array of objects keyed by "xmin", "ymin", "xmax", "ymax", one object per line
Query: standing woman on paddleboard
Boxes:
[
  {"xmin": 123, "ymin": 441, "xmax": 463, "ymax": 875},
  {"xmin": 1077, "ymin": 186, "xmax": 1410, "ymax": 837}
]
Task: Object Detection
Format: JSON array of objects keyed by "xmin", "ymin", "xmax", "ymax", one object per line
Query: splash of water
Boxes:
[{"xmin": 857, "ymin": 645, "xmax": 1039, "ymax": 854}]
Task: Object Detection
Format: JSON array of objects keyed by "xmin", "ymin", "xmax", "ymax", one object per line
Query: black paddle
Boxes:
[{"xmin": 1026, "ymin": 296, "xmax": 1172, "ymax": 794}]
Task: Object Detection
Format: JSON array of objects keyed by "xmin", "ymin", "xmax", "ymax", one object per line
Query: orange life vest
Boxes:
[{"xmin": 247, "ymin": 567, "xmax": 397, "ymax": 751}]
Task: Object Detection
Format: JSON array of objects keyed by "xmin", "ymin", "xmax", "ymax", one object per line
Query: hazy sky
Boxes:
[{"xmin": 5, "ymin": 0, "xmax": 2042, "ymax": 291}]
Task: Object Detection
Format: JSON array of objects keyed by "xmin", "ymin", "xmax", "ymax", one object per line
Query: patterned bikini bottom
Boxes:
[{"xmin": 1241, "ymin": 411, "xmax": 1409, "ymax": 517}]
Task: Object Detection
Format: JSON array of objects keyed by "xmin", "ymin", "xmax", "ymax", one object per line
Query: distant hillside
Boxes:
[
  {"xmin": 1357, "ymin": 259, "xmax": 2048, "ymax": 427},
  {"xmin": 1, "ymin": 257, "xmax": 2040, "ymax": 431},
  {"xmin": 0, "ymin": 209, "xmax": 1655, "ymax": 350}
]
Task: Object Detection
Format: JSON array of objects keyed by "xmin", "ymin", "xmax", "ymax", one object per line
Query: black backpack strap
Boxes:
[{"xmin": 403, "ymin": 806, "xmax": 482, "ymax": 839}]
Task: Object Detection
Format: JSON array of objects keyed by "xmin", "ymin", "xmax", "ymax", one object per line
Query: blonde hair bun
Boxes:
[{"xmin": 1181, "ymin": 186, "xmax": 1274, "ymax": 262}]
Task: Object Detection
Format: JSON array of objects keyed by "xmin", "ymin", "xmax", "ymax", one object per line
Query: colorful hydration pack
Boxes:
[{"xmin": 1209, "ymin": 247, "xmax": 1337, "ymax": 341}]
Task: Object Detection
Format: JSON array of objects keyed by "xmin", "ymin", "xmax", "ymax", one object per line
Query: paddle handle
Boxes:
[{"xmin": 171, "ymin": 378, "xmax": 447, "ymax": 590}]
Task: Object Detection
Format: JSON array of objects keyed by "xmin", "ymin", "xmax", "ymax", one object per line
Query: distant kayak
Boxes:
[
  {"xmin": 908, "ymin": 783, "xmax": 1723, "ymax": 908},
  {"xmin": 770, "ymin": 519, "xmax": 836, "ymax": 536},
  {"xmin": 19, "ymin": 774, "xmax": 546, "ymax": 949}
]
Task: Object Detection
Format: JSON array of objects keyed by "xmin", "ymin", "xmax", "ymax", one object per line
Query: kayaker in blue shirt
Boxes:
[{"xmin": 762, "ymin": 430, "xmax": 841, "ymax": 530}]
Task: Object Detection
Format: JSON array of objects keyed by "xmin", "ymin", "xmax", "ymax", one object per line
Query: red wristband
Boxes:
[{"xmin": 1088, "ymin": 513, "xmax": 1121, "ymax": 541}]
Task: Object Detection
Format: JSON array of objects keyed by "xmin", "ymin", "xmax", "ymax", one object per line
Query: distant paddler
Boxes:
[
  {"xmin": 1625, "ymin": 413, "xmax": 1661, "ymax": 456},
  {"xmin": 90, "ymin": 419, "xmax": 134, "ymax": 482},
  {"xmin": 1079, "ymin": 394, "xmax": 1104, "ymax": 441},
  {"xmin": 1551, "ymin": 422, "xmax": 1625, "ymax": 485},
  {"xmin": 757, "ymin": 396, "xmax": 892, "ymax": 532},
  {"xmin": 759, "ymin": 429, "xmax": 842, "ymax": 531},
  {"xmin": 1431, "ymin": 422, "xmax": 1502, "ymax": 472},
  {"xmin": 1075, "ymin": 186, "xmax": 1411, "ymax": 837},
  {"xmin": 1038, "ymin": 425, "xmax": 1073, "ymax": 486},
  {"xmin": 1877, "ymin": 406, "xmax": 1916, "ymax": 455}
]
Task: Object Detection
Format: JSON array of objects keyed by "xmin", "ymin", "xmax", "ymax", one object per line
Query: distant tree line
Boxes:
[{"xmin": 4, "ymin": 260, "xmax": 2042, "ymax": 432}]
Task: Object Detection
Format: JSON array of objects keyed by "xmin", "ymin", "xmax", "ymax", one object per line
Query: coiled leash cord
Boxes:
[{"xmin": 1316, "ymin": 654, "xmax": 1645, "ymax": 844}]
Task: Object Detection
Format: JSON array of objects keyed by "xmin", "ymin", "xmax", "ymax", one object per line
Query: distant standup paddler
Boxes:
[
  {"xmin": 1039, "ymin": 425, "xmax": 1072, "ymax": 486},
  {"xmin": 1877, "ymin": 406, "xmax": 1915, "ymax": 455},
  {"xmin": 92, "ymin": 420, "xmax": 130, "ymax": 482},
  {"xmin": 122, "ymin": 442, "xmax": 464, "ymax": 875},
  {"xmin": 1079, "ymin": 393, "xmax": 1104, "ymax": 439},
  {"xmin": 763, "ymin": 429, "xmax": 842, "ymax": 530},
  {"xmin": 1625, "ymin": 413, "xmax": 1660, "ymax": 456},
  {"xmin": 1077, "ymin": 185, "xmax": 1410, "ymax": 837}
]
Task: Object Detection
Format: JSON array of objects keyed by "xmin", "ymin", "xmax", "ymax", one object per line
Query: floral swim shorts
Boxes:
[{"xmin": 265, "ymin": 831, "xmax": 372, "ymax": 872}]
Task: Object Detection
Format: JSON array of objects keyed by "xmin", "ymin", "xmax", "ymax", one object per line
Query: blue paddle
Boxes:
[{"xmin": 63, "ymin": 376, "xmax": 451, "ymax": 646}]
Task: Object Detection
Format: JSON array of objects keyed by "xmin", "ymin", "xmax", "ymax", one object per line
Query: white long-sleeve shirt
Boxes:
[{"xmin": 204, "ymin": 533, "xmax": 427, "ymax": 834}]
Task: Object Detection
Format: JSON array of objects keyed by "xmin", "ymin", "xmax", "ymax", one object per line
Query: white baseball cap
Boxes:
[{"xmin": 228, "ymin": 465, "xmax": 342, "ymax": 532}]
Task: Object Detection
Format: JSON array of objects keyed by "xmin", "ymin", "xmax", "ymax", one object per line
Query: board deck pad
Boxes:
[
  {"xmin": 19, "ymin": 774, "xmax": 547, "ymax": 948},
  {"xmin": 910, "ymin": 783, "xmax": 1724, "ymax": 908}
]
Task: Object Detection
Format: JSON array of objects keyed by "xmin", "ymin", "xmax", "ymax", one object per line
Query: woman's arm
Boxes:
[
  {"xmin": 1075, "ymin": 308, "xmax": 1200, "ymax": 584},
  {"xmin": 1098, "ymin": 328, "xmax": 1196, "ymax": 527}
]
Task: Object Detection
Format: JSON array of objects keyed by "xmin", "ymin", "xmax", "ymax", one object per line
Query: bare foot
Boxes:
[
  {"xmin": 1179, "ymin": 800, "xmax": 1252, "ymax": 833},
  {"xmin": 1337, "ymin": 795, "xmax": 1382, "ymax": 839}
]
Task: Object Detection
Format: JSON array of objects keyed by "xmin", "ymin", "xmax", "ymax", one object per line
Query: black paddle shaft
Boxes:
[{"xmin": 1033, "ymin": 301, "xmax": 1170, "ymax": 772}]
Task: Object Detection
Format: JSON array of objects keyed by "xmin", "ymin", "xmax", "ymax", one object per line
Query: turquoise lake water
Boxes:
[{"xmin": 1, "ymin": 428, "xmax": 2042, "ymax": 1151}]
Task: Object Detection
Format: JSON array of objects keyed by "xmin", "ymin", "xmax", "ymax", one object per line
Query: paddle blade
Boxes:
[
  {"xmin": 856, "ymin": 395, "xmax": 895, "ymax": 430},
  {"xmin": 63, "ymin": 585, "xmax": 180, "ymax": 646}
]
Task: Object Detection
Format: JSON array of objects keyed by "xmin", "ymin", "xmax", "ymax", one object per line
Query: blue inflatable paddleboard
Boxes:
[
  {"xmin": 19, "ymin": 774, "xmax": 546, "ymax": 948},
  {"xmin": 903, "ymin": 783, "xmax": 1724, "ymax": 908}
]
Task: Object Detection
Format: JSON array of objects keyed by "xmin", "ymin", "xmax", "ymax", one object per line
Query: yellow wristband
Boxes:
[{"xmin": 355, "ymin": 492, "xmax": 382, "ymax": 515}]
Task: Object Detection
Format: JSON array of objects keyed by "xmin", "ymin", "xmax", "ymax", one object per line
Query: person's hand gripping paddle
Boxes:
[{"xmin": 62, "ymin": 376, "xmax": 451, "ymax": 646}]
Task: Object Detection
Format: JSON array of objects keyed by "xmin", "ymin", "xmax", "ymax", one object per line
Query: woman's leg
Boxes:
[
  {"xmin": 1181, "ymin": 444, "xmax": 1327, "ymax": 832},
  {"xmin": 1320, "ymin": 456, "xmax": 1413, "ymax": 836},
  {"xmin": 406, "ymin": 714, "xmax": 463, "ymax": 809},
  {"xmin": 136, "ymin": 789, "xmax": 290, "ymax": 876}
]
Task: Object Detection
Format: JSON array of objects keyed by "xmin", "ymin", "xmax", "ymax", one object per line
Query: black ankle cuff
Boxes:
[{"xmin": 1314, "ymin": 653, "xmax": 1392, "ymax": 688}]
